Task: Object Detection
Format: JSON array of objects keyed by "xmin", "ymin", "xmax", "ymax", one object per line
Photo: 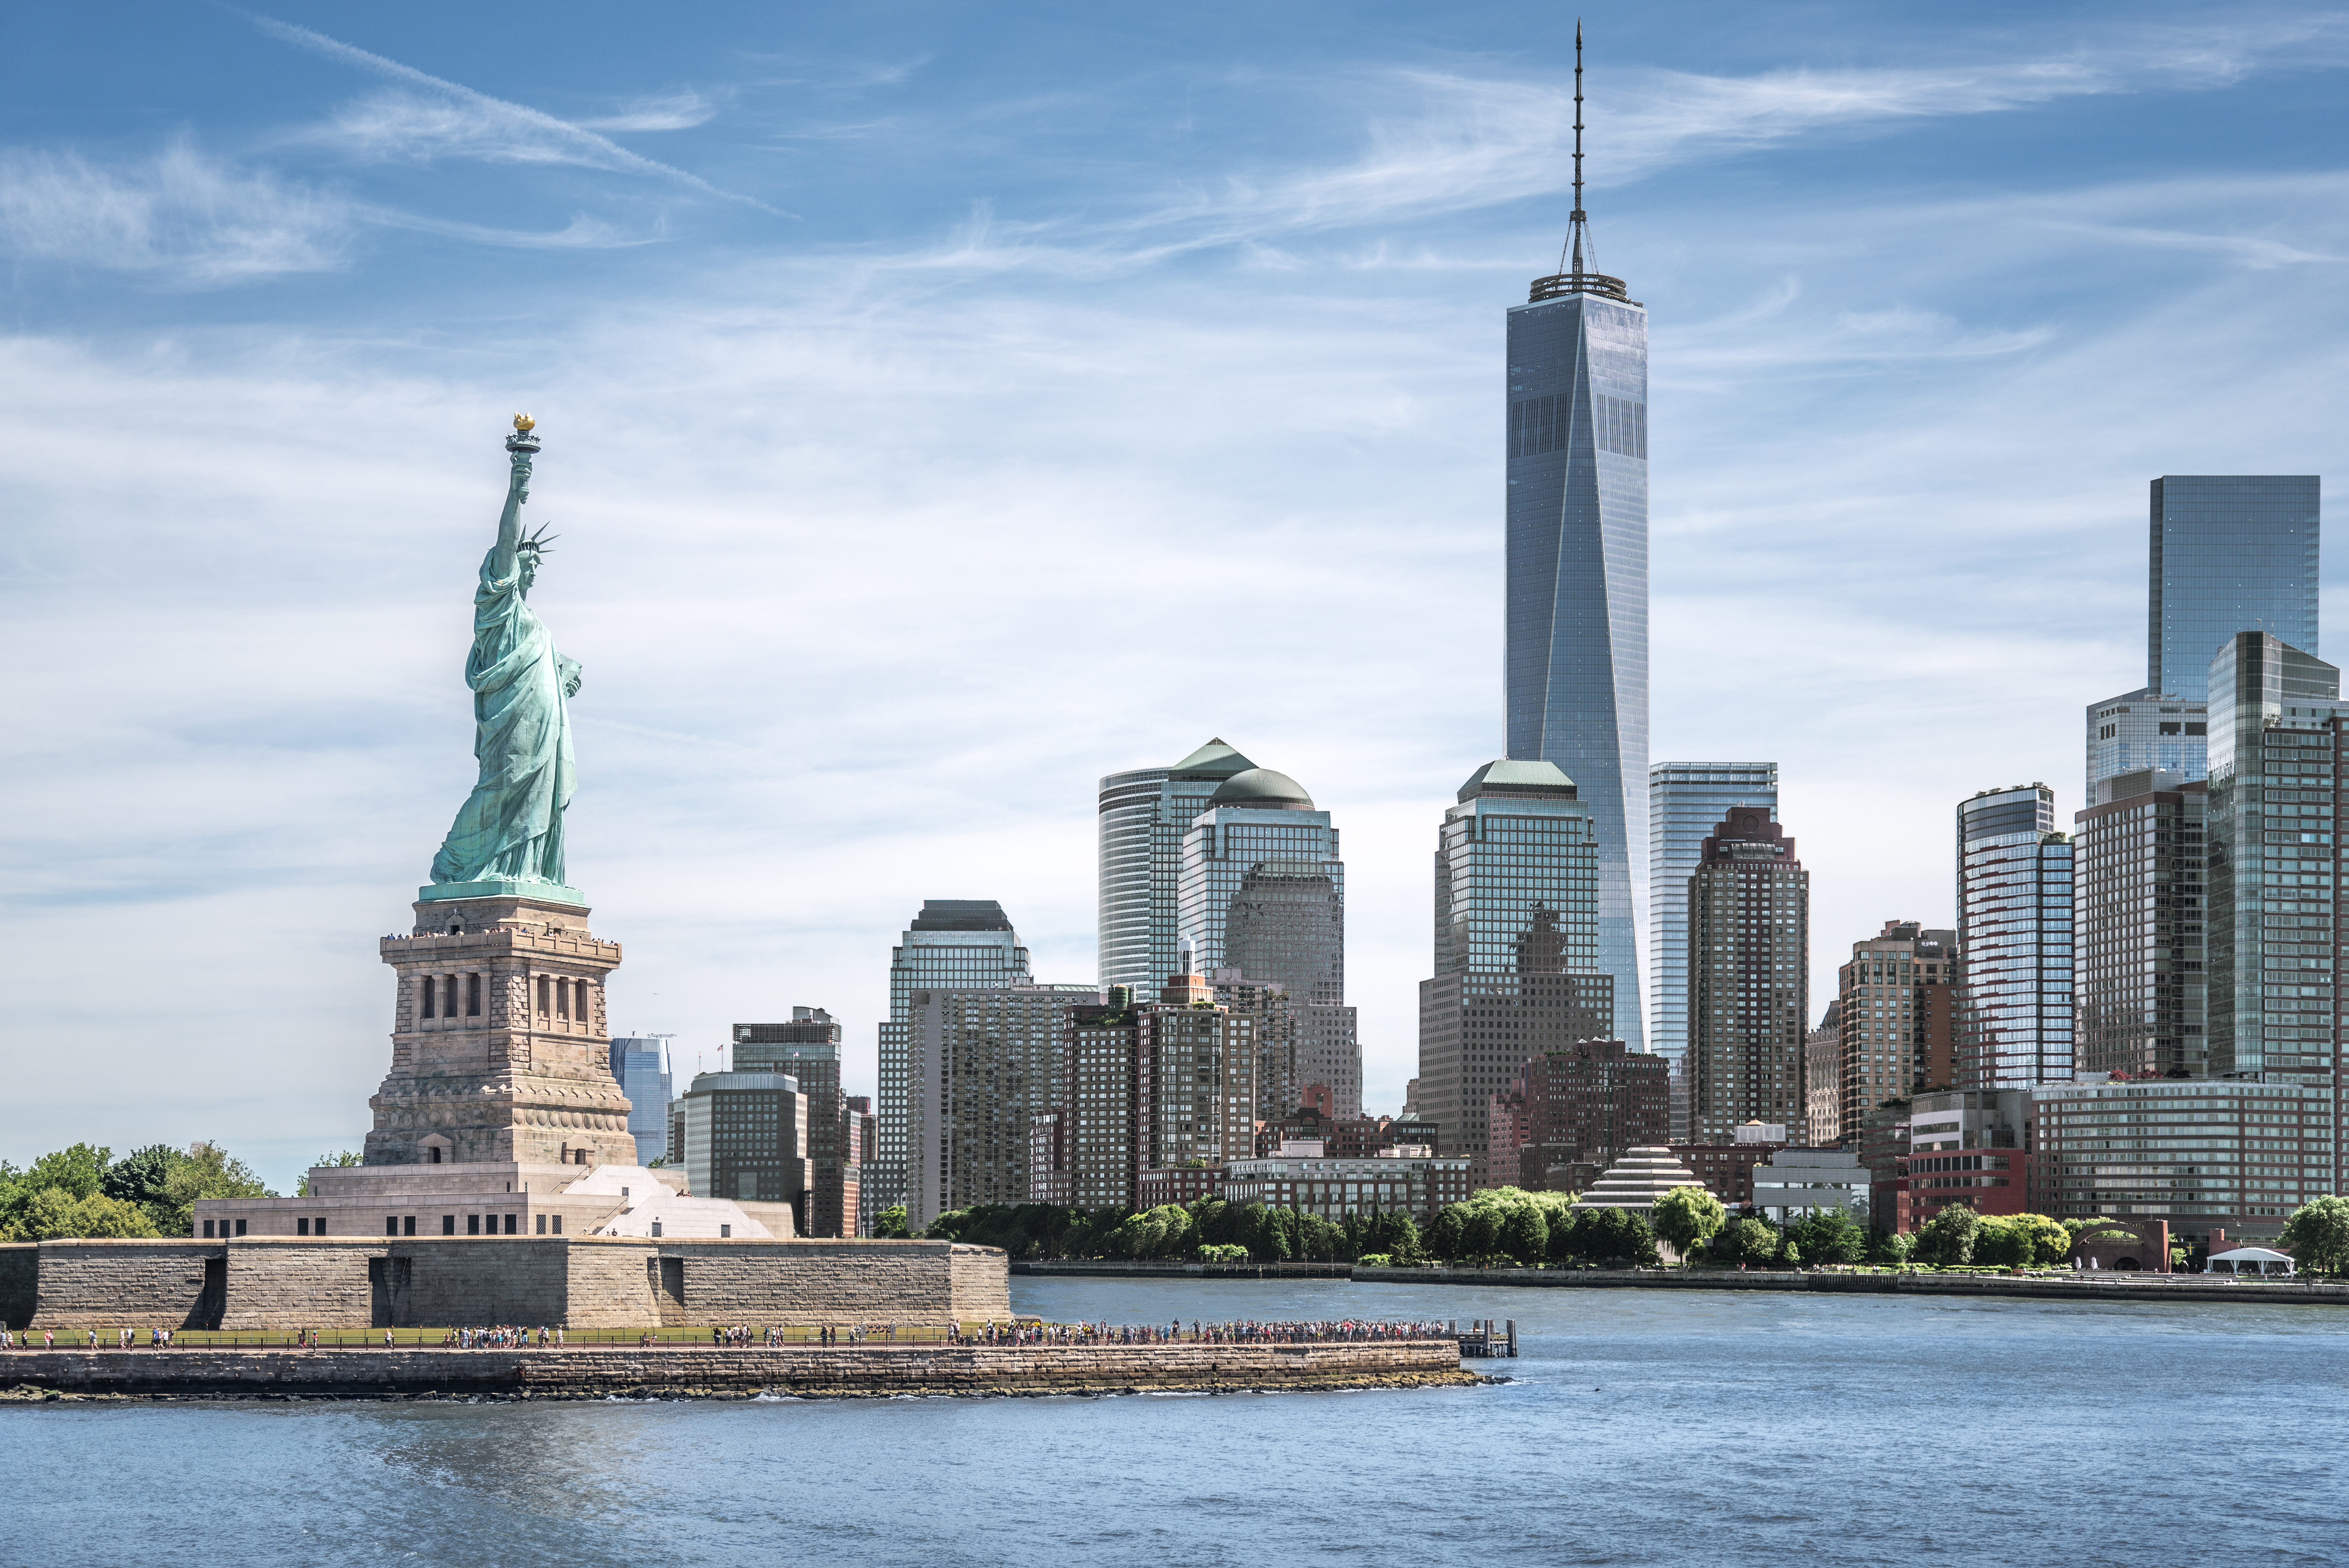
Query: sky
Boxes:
[{"xmin": 4, "ymin": 1, "xmax": 2347, "ymax": 1194}]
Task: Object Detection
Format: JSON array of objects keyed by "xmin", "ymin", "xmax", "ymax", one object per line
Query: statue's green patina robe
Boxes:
[{"xmin": 430, "ymin": 542, "xmax": 578, "ymax": 887}]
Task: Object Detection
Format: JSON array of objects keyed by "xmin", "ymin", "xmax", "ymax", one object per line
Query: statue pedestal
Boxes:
[
  {"xmin": 365, "ymin": 894, "xmax": 636, "ymax": 1169},
  {"xmin": 420, "ymin": 878, "xmax": 586, "ymax": 907}
]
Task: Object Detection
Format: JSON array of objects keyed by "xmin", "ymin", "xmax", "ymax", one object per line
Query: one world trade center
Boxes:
[{"xmin": 1504, "ymin": 29, "xmax": 1648, "ymax": 1047}]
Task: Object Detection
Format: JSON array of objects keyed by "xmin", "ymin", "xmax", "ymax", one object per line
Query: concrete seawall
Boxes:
[
  {"xmin": 1351, "ymin": 1266, "xmax": 2349, "ymax": 1305},
  {"xmin": 0, "ymin": 1341, "xmax": 1479, "ymax": 1400}
]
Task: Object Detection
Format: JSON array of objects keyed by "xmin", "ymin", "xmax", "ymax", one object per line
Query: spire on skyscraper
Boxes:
[{"xmin": 1531, "ymin": 22, "xmax": 1635, "ymax": 305}]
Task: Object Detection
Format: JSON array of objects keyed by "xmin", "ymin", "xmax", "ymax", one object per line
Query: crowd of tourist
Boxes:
[{"xmin": 950, "ymin": 1318, "xmax": 1453, "ymax": 1346}]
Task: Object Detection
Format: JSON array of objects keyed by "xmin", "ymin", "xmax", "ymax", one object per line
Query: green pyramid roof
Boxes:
[{"xmin": 1171, "ymin": 737, "xmax": 1256, "ymax": 779}]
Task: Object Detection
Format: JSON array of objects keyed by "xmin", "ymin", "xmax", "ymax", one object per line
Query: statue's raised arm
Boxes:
[{"xmin": 423, "ymin": 415, "xmax": 582, "ymax": 901}]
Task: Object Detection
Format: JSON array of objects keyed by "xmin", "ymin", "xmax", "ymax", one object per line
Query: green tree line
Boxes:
[{"xmin": 0, "ymin": 1142, "xmax": 274, "ymax": 1241}]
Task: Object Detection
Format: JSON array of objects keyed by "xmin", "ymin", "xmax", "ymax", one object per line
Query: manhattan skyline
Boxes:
[{"xmin": 4, "ymin": 2, "xmax": 2347, "ymax": 1189}]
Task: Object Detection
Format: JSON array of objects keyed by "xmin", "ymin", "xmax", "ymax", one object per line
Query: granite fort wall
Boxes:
[
  {"xmin": 2, "ymin": 1340, "xmax": 1469, "ymax": 1398},
  {"xmin": 25, "ymin": 1237, "xmax": 1008, "ymax": 1329}
]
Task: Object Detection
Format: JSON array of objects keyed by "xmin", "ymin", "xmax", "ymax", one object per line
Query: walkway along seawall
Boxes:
[{"xmin": 0, "ymin": 1341, "xmax": 1480, "ymax": 1400}]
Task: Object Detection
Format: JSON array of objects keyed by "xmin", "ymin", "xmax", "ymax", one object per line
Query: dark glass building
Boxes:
[
  {"xmin": 1649, "ymin": 761, "xmax": 1776, "ymax": 1136},
  {"xmin": 2073, "ymin": 773, "xmax": 2207, "ymax": 1080},
  {"xmin": 1417, "ymin": 759, "xmax": 1612, "ymax": 1189},
  {"xmin": 1505, "ymin": 209, "xmax": 1648, "ymax": 1051},
  {"xmin": 2149, "ymin": 476, "xmax": 2320, "ymax": 701}
]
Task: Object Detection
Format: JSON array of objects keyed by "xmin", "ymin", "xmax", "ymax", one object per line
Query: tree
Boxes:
[
  {"xmin": 1498, "ymin": 1203, "xmax": 1549, "ymax": 1266},
  {"xmin": 1427, "ymin": 1203, "xmax": 1469, "ymax": 1262},
  {"xmin": 1970, "ymin": 1216, "xmax": 2028, "ymax": 1270},
  {"xmin": 153, "ymin": 1142, "xmax": 272, "ymax": 1237},
  {"xmin": 1462, "ymin": 1203, "xmax": 1505, "ymax": 1264},
  {"xmin": 874, "ymin": 1204, "xmax": 910, "ymax": 1239},
  {"xmin": 1719, "ymin": 1217, "xmax": 1779, "ymax": 1268},
  {"xmin": 11, "ymin": 1189, "xmax": 156, "ymax": 1242},
  {"xmin": 103, "ymin": 1145, "xmax": 177, "ymax": 1209},
  {"xmin": 1871, "ymin": 1228, "xmax": 1915, "ymax": 1266},
  {"xmin": 1786, "ymin": 1207, "xmax": 1867, "ymax": 1266},
  {"xmin": 2278, "ymin": 1196, "xmax": 2349, "ymax": 1275},
  {"xmin": 1913, "ymin": 1204, "xmax": 1981, "ymax": 1267},
  {"xmin": 1650, "ymin": 1186, "xmax": 1726, "ymax": 1265}
]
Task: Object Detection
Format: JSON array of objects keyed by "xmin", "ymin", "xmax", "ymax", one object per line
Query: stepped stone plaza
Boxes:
[
  {"xmin": 6, "ymin": 418, "xmax": 1010, "ymax": 1332},
  {"xmin": 1575, "ymin": 1146, "xmax": 1704, "ymax": 1212}
]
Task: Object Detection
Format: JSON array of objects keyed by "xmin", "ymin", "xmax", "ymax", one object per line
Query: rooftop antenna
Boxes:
[{"xmin": 1530, "ymin": 22, "xmax": 1636, "ymax": 305}]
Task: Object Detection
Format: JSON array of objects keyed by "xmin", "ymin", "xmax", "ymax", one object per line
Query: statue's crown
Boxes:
[{"xmin": 518, "ymin": 521, "xmax": 559, "ymax": 559}]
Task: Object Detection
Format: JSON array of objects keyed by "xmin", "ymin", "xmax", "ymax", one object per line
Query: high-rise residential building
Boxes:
[
  {"xmin": 906, "ymin": 983, "xmax": 1098, "ymax": 1232},
  {"xmin": 1649, "ymin": 762, "xmax": 1777, "ymax": 1137},
  {"xmin": 1504, "ymin": 37, "xmax": 1648, "ymax": 1052},
  {"xmin": 1418, "ymin": 759, "xmax": 1613, "ymax": 1190},
  {"xmin": 608, "ymin": 1037, "xmax": 673, "ymax": 1166},
  {"xmin": 2205, "ymin": 632, "xmax": 2344, "ymax": 1084},
  {"xmin": 672, "ymin": 1067, "xmax": 811, "ymax": 1225},
  {"xmin": 733, "ymin": 1009, "xmax": 859, "ymax": 1237},
  {"xmin": 1061, "ymin": 990, "xmax": 1142, "ymax": 1210},
  {"xmin": 2148, "ymin": 476, "xmax": 2320, "ymax": 702},
  {"xmin": 1685, "ymin": 807, "xmax": 1808, "ymax": 1143},
  {"xmin": 875, "ymin": 901, "xmax": 1034, "ymax": 1229},
  {"xmin": 1955, "ymin": 786, "xmax": 2074, "ymax": 1088},
  {"xmin": 1098, "ymin": 738, "xmax": 1256, "ymax": 992},
  {"xmin": 1498, "ymin": 1038, "xmax": 1668, "ymax": 1192},
  {"xmin": 1178, "ymin": 767, "xmax": 1358, "ymax": 1117},
  {"xmin": 1834, "ymin": 923, "xmax": 1959, "ymax": 1145},
  {"xmin": 1804, "ymin": 1002, "xmax": 1842, "ymax": 1147},
  {"xmin": 1210, "ymin": 969, "xmax": 1300, "ymax": 1121},
  {"xmin": 2073, "ymin": 773, "xmax": 2208, "ymax": 1081}
]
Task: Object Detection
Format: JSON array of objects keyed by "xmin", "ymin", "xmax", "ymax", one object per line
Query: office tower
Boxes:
[
  {"xmin": 2149, "ymin": 476, "xmax": 2320, "ymax": 701},
  {"xmin": 844, "ymin": 1094, "xmax": 875, "ymax": 1228},
  {"xmin": 2086, "ymin": 692, "xmax": 2208, "ymax": 799},
  {"xmin": 1835, "ymin": 923, "xmax": 1959, "ymax": 1144},
  {"xmin": 875, "ymin": 901, "xmax": 1034, "ymax": 1228},
  {"xmin": 1062, "ymin": 992, "xmax": 1142, "ymax": 1210},
  {"xmin": 1418, "ymin": 759, "xmax": 1613, "ymax": 1190},
  {"xmin": 1505, "ymin": 34, "xmax": 1648, "ymax": 1052},
  {"xmin": 1685, "ymin": 807, "xmax": 1808, "ymax": 1142},
  {"xmin": 2073, "ymin": 774, "xmax": 2208, "ymax": 1080},
  {"xmin": 1954, "ymin": 786, "xmax": 2075, "ymax": 1088},
  {"xmin": 672, "ymin": 1067, "xmax": 811, "ymax": 1222},
  {"xmin": 1177, "ymin": 766, "xmax": 1358, "ymax": 1117},
  {"xmin": 1098, "ymin": 738, "xmax": 1256, "ymax": 992},
  {"xmin": 733, "ymin": 1008, "xmax": 859, "ymax": 1237},
  {"xmin": 1804, "ymin": 1002, "xmax": 1842, "ymax": 1147},
  {"xmin": 1501, "ymin": 1038, "xmax": 1669, "ymax": 1192},
  {"xmin": 1210, "ymin": 969, "xmax": 1300, "ymax": 1121},
  {"xmin": 906, "ymin": 983, "xmax": 1097, "ymax": 1231},
  {"xmin": 2030, "ymin": 1077, "xmax": 2335, "ymax": 1241},
  {"xmin": 608, "ymin": 1037, "xmax": 673, "ymax": 1166},
  {"xmin": 1649, "ymin": 763, "xmax": 1777, "ymax": 1137},
  {"xmin": 2206, "ymin": 632, "xmax": 2344, "ymax": 1082},
  {"xmin": 1898, "ymin": 1089, "xmax": 2028, "ymax": 1233}
]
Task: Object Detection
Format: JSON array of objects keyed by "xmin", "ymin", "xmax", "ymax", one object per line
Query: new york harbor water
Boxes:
[{"xmin": 14, "ymin": 1279, "xmax": 2345, "ymax": 1568}]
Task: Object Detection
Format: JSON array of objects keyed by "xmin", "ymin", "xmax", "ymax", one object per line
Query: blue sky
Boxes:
[{"xmin": 4, "ymin": 2, "xmax": 2347, "ymax": 1191}]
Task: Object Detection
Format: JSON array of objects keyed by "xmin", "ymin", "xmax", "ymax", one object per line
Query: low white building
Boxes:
[
  {"xmin": 1751, "ymin": 1147, "xmax": 1869, "ymax": 1225},
  {"xmin": 195, "ymin": 1162, "xmax": 791, "ymax": 1242},
  {"xmin": 1220, "ymin": 1146, "xmax": 1471, "ymax": 1225}
]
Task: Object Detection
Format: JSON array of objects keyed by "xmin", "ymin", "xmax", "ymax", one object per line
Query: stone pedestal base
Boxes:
[{"xmin": 367, "ymin": 894, "xmax": 636, "ymax": 1169}]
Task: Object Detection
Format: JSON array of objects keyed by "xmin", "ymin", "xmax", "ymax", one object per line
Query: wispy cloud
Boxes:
[
  {"xmin": 240, "ymin": 10, "xmax": 783, "ymax": 213},
  {"xmin": 579, "ymin": 90, "xmax": 726, "ymax": 133},
  {"xmin": 0, "ymin": 138, "xmax": 350, "ymax": 282}
]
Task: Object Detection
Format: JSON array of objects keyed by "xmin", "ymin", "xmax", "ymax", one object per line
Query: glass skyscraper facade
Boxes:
[
  {"xmin": 2205, "ymin": 632, "xmax": 2343, "ymax": 1083},
  {"xmin": 2148, "ymin": 475, "xmax": 2319, "ymax": 702},
  {"xmin": 608, "ymin": 1037, "xmax": 673, "ymax": 1166},
  {"xmin": 1954, "ymin": 785, "xmax": 2074, "ymax": 1088},
  {"xmin": 1505, "ymin": 278, "xmax": 1648, "ymax": 1049},
  {"xmin": 1648, "ymin": 761, "xmax": 1776, "ymax": 1134},
  {"xmin": 2086, "ymin": 690, "xmax": 2206, "ymax": 798},
  {"xmin": 2073, "ymin": 774, "xmax": 2207, "ymax": 1081},
  {"xmin": 1177, "ymin": 767, "xmax": 1356, "ymax": 1116},
  {"xmin": 1417, "ymin": 759, "xmax": 1610, "ymax": 1188},
  {"xmin": 1098, "ymin": 738, "xmax": 1255, "ymax": 993},
  {"xmin": 874, "ymin": 901, "xmax": 1031, "ymax": 1228}
]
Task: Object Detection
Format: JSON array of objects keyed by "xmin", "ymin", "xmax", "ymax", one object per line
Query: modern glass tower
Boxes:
[
  {"xmin": 1954, "ymin": 785, "xmax": 2074, "ymax": 1088},
  {"xmin": 2205, "ymin": 632, "xmax": 2344, "ymax": 1082},
  {"xmin": 1178, "ymin": 768, "xmax": 1358, "ymax": 1116},
  {"xmin": 1504, "ymin": 36, "xmax": 1648, "ymax": 1049},
  {"xmin": 1648, "ymin": 762, "xmax": 1776, "ymax": 1134},
  {"xmin": 2149, "ymin": 476, "xmax": 2320, "ymax": 701},
  {"xmin": 1098, "ymin": 738, "xmax": 1256, "ymax": 992},
  {"xmin": 608, "ymin": 1037, "xmax": 673, "ymax": 1166},
  {"xmin": 874, "ymin": 901, "xmax": 1032, "ymax": 1227}
]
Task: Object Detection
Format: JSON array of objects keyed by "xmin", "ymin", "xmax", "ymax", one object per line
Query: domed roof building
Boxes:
[{"xmin": 1209, "ymin": 767, "xmax": 1314, "ymax": 809}]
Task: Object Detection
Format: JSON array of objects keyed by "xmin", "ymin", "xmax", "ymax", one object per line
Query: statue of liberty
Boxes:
[{"xmin": 426, "ymin": 415, "xmax": 582, "ymax": 899}]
